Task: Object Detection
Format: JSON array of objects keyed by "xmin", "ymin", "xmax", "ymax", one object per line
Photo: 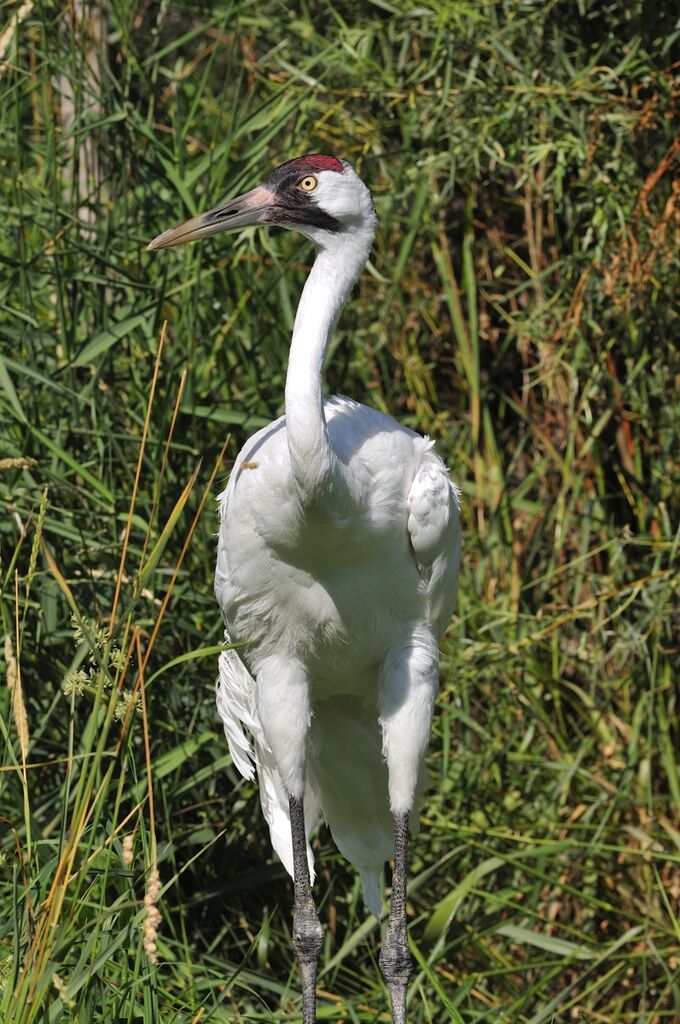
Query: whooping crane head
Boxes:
[{"xmin": 147, "ymin": 155, "xmax": 377, "ymax": 253}]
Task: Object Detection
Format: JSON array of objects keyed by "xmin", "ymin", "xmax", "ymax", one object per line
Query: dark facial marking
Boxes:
[{"xmin": 263, "ymin": 155, "xmax": 344, "ymax": 232}]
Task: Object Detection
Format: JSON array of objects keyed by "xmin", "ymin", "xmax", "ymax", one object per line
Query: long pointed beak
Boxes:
[{"xmin": 146, "ymin": 185, "xmax": 275, "ymax": 251}]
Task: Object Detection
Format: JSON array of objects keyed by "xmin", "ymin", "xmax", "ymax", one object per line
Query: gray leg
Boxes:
[
  {"xmin": 289, "ymin": 795, "xmax": 323, "ymax": 1024},
  {"xmin": 379, "ymin": 812, "xmax": 412, "ymax": 1024}
]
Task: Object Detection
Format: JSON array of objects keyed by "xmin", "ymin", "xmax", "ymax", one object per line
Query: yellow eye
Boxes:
[{"xmin": 299, "ymin": 175, "xmax": 318, "ymax": 192}]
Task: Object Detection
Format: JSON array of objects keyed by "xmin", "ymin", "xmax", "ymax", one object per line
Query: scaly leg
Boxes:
[
  {"xmin": 379, "ymin": 812, "xmax": 412, "ymax": 1024},
  {"xmin": 289, "ymin": 794, "xmax": 323, "ymax": 1024}
]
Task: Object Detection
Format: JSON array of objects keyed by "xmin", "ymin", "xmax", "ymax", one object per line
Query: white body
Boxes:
[{"xmin": 212, "ymin": 163, "xmax": 461, "ymax": 915}]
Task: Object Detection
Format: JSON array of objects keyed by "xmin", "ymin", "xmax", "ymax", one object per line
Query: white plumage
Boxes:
[
  {"xmin": 148, "ymin": 154, "xmax": 461, "ymax": 1020},
  {"xmin": 214, "ymin": 390, "xmax": 460, "ymax": 915}
]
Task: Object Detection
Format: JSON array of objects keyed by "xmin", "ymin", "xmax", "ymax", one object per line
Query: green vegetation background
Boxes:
[{"xmin": 1, "ymin": 0, "xmax": 678, "ymax": 1021}]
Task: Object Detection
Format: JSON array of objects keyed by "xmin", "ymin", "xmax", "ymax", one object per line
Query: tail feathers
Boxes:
[
  {"xmin": 255, "ymin": 737, "xmax": 319, "ymax": 881},
  {"xmin": 359, "ymin": 866, "xmax": 383, "ymax": 918},
  {"xmin": 216, "ymin": 636, "xmax": 319, "ymax": 880},
  {"xmin": 216, "ymin": 644, "xmax": 257, "ymax": 781},
  {"xmin": 307, "ymin": 698, "xmax": 393, "ymax": 915}
]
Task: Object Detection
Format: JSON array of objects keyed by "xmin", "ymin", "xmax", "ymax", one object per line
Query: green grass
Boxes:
[{"xmin": 1, "ymin": 0, "xmax": 679, "ymax": 1021}]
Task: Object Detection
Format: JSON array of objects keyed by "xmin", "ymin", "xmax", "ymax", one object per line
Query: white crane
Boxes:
[{"xmin": 148, "ymin": 155, "xmax": 461, "ymax": 1024}]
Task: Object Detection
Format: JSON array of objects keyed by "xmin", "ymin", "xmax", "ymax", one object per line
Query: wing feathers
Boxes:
[{"xmin": 407, "ymin": 455, "xmax": 461, "ymax": 635}]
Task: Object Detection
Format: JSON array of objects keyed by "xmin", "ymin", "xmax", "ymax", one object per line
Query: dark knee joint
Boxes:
[
  {"xmin": 293, "ymin": 905, "xmax": 323, "ymax": 963},
  {"xmin": 379, "ymin": 938, "xmax": 412, "ymax": 984}
]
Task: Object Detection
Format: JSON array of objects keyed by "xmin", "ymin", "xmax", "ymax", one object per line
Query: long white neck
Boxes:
[{"xmin": 284, "ymin": 225, "xmax": 374, "ymax": 504}]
